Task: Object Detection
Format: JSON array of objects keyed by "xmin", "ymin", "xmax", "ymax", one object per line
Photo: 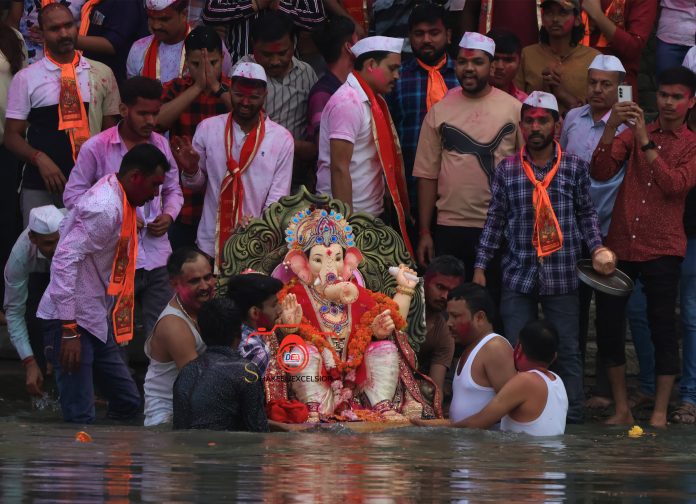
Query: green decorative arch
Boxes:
[{"xmin": 218, "ymin": 187, "xmax": 427, "ymax": 351}]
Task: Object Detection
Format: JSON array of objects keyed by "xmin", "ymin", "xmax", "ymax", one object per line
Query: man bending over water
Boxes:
[{"xmin": 413, "ymin": 319, "xmax": 568, "ymax": 436}]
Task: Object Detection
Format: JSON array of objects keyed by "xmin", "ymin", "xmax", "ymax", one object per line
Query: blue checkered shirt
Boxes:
[
  {"xmin": 386, "ymin": 56, "xmax": 459, "ymax": 197},
  {"xmin": 239, "ymin": 324, "xmax": 270, "ymax": 377},
  {"xmin": 475, "ymin": 147, "xmax": 603, "ymax": 295}
]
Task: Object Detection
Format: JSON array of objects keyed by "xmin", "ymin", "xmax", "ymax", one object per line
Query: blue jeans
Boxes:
[
  {"xmin": 681, "ymin": 239, "xmax": 696, "ymax": 405},
  {"xmin": 47, "ymin": 321, "xmax": 142, "ymax": 423},
  {"xmin": 626, "ymin": 279, "xmax": 655, "ymax": 396},
  {"xmin": 500, "ymin": 288, "xmax": 584, "ymax": 423},
  {"xmin": 655, "ymin": 39, "xmax": 691, "ymax": 76}
]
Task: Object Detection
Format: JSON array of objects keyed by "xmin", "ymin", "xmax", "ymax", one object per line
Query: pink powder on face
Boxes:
[
  {"xmin": 461, "ymin": 49, "xmax": 477, "ymax": 58},
  {"xmin": 562, "ymin": 18, "xmax": 574, "ymax": 32}
]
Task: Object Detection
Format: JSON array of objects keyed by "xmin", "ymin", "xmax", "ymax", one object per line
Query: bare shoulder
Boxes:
[
  {"xmin": 482, "ymin": 335, "xmax": 513, "ymax": 356},
  {"xmin": 153, "ymin": 314, "xmax": 195, "ymax": 344}
]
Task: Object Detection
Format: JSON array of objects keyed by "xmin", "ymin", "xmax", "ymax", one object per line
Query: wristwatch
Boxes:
[
  {"xmin": 213, "ymin": 84, "xmax": 228, "ymax": 98},
  {"xmin": 640, "ymin": 140, "xmax": 656, "ymax": 152}
]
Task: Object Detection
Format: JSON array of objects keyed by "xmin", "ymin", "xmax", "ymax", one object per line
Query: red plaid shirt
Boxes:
[{"xmin": 161, "ymin": 76, "xmax": 231, "ymax": 225}]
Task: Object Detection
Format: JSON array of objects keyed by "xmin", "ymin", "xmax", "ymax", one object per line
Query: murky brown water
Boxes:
[{"xmin": 2, "ymin": 393, "xmax": 696, "ymax": 503}]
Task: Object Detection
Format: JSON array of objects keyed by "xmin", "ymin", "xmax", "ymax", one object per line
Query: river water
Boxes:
[{"xmin": 2, "ymin": 396, "xmax": 696, "ymax": 503}]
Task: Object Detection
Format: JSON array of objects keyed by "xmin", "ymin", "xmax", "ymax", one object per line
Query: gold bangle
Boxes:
[{"xmin": 396, "ymin": 286, "xmax": 415, "ymax": 297}]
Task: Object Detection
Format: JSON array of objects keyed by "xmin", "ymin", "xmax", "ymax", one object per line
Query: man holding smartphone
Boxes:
[{"xmin": 590, "ymin": 66, "xmax": 696, "ymax": 427}]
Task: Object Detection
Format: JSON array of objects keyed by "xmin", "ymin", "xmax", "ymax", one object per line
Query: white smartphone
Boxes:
[{"xmin": 617, "ymin": 85, "xmax": 633, "ymax": 102}]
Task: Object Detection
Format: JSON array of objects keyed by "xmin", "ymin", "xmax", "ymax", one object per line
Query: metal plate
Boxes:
[{"xmin": 576, "ymin": 259, "xmax": 634, "ymax": 297}]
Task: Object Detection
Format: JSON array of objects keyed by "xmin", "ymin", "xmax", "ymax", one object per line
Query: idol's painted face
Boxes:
[
  {"xmin": 455, "ymin": 48, "xmax": 490, "ymax": 95},
  {"xmin": 308, "ymin": 244, "xmax": 345, "ymax": 285}
]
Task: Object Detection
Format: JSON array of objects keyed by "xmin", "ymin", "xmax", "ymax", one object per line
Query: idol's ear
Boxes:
[
  {"xmin": 341, "ymin": 247, "xmax": 363, "ymax": 280},
  {"xmin": 285, "ymin": 249, "xmax": 312, "ymax": 284}
]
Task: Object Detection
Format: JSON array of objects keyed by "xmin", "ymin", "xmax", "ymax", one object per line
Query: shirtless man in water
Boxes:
[{"xmin": 412, "ymin": 319, "xmax": 569, "ymax": 436}]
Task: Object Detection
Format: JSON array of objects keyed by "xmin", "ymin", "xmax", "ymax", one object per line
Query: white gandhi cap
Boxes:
[
  {"xmin": 28, "ymin": 205, "xmax": 66, "ymax": 235},
  {"xmin": 230, "ymin": 62, "xmax": 268, "ymax": 83},
  {"xmin": 145, "ymin": 0, "xmax": 180, "ymax": 10},
  {"xmin": 588, "ymin": 54, "xmax": 626, "ymax": 80},
  {"xmin": 458, "ymin": 32, "xmax": 496, "ymax": 58},
  {"xmin": 523, "ymin": 91, "xmax": 559, "ymax": 113},
  {"xmin": 350, "ymin": 36, "xmax": 404, "ymax": 57}
]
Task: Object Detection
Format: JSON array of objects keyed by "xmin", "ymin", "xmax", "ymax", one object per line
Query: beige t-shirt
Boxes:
[
  {"xmin": 515, "ymin": 43, "xmax": 600, "ymax": 115},
  {"xmin": 413, "ymin": 86, "xmax": 522, "ymax": 228}
]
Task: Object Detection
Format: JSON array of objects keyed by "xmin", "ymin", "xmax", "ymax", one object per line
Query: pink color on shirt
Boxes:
[{"xmin": 63, "ymin": 125, "xmax": 183, "ymax": 271}]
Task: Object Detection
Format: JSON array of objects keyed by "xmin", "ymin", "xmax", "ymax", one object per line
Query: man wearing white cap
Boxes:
[
  {"xmin": 4, "ymin": 205, "xmax": 65, "ymax": 397},
  {"xmin": 127, "ymin": 0, "xmax": 231, "ymax": 84},
  {"xmin": 174, "ymin": 62, "xmax": 294, "ymax": 269},
  {"xmin": 562, "ymin": 54, "xmax": 653, "ymax": 411},
  {"xmin": 413, "ymin": 32, "xmax": 521, "ymax": 281},
  {"xmin": 474, "ymin": 91, "xmax": 613, "ymax": 424},
  {"xmin": 316, "ymin": 35, "xmax": 414, "ymax": 256}
]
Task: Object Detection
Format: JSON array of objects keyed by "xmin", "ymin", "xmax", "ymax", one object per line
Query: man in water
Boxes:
[{"xmin": 412, "ymin": 319, "xmax": 569, "ymax": 436}]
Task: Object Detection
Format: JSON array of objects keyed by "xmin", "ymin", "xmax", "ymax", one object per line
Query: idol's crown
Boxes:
[{"xmin": 285, "ymin": 208, "xmax": 355, "ymax": 251}]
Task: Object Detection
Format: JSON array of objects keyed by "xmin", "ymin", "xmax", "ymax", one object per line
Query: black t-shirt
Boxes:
[{"xmin": 83, "ymin": 0, "xmax": 149, "ymax": 83}]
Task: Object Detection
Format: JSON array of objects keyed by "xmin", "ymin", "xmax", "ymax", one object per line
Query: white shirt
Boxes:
[
  {"xmin": 316, "ymin": 73, "xmax": 385, "ymax": 216},
  {"xmin": 501, "ymin": 370, "xmax": 568, "ymax": 437},
  {"xmin": 126, "ymin": 34, "xmax": 233, "ymax": 84},
  {"xmin": 449, "ymin": 333, "xmax": 510, "ymax": 423},
  {"xmin": 6, "ymin": 55, "xmax": 119, "ymax": 136},
  {"xmin": 3, "ymin": 227, "xmax": 52, "ymax": 359},
  {"xmin": 182, "ymin": 114, "xmax": 294, "ymax": 257}
]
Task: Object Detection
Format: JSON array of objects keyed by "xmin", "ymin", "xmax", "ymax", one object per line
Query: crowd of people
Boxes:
[{"xmin": 1, "ymin": 0, "xmax": 695, "ymax": 436}]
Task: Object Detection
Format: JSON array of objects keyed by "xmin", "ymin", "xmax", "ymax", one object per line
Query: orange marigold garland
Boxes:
[{"xmin": 277, "ymin": 279, "xmax": 407, "ymax": 375}]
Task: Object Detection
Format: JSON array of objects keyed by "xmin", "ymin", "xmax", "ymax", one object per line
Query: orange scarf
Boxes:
[
  {"xmin": 351, "ymin": 72, "xmax": 414, "ymax": 257},
  {"xmin": 107, "ymin": 179, "xmax": 138, "ymax": 344},
  {"xmin": 520, "ymin": 142, "xmax": 564, "ymax": 258},
  {"xmin": 215, "ymin": 112, "xmax": 265, "ymax": 270},
  {"xmin": 416, "ymin": 56, "xmax": 448, "ymax": 111},
  {"xmin": 78, "ymin": 0, "xmax": 102, "ymax": 37},
  {"xmin": 582, "ymin": 0, "xmax": 626, "ymax": 48},
  {"xmin": 143, "ymin": 25, "xmax": 190, "ymax": 81},
  {"xmin": 45, "ymin": 51, "xmax": 91, "ymax": 161}
]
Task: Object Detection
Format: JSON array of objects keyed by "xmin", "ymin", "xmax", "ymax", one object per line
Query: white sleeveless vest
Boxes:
[
  {"xmin": 501, "ymin": 369, "xmax": 568, "ymax": 436},
  {"xmin": 449, "ymin": 333, "xmax": 509, "ymax": 423},
  {"xmin": 143, "ymin": 301, "xmax": 206, "ymax": 426}
]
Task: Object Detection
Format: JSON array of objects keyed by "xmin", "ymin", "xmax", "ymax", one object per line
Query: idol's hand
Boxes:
[
  {"xmin": 371, "ymin": 309, "xmax": 395, "ymax": 339},
  {"xmin": 395, "ymin": 264, "xmax": 418, "ymax": 289},
  {"xmin": 280, "ymin": 293, "xmax": 303, "ymax": 326}
]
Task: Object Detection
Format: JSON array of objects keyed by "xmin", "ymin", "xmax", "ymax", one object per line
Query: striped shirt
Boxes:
[
  {"xmin": 202, "ymin": 0, "xmax": 325, "ymax": 63},
  {"xmin": 237, "ymin": 55, "xmax": 317, "ymax": 140}
]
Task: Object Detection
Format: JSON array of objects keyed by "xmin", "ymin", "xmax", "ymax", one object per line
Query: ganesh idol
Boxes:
[{"xmin": 276, "ymin": 208, "xmax": 439, "ymax": 422}]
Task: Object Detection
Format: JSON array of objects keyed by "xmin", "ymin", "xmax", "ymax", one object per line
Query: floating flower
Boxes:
[{"xmin": 628, "ymin": 425, "xmax": 644, "ymax": 438}]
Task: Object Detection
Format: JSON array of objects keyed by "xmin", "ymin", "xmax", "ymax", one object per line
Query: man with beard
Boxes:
[
  {"xmin": 387, "ymin": 4, "xmax": 459, "ymax": 224},
  {"xmin": 173, "ymin": 62, "xmax": 294, "ymax": 269},
  {"xmin": 64, "ymin": 77, "xmax": 183, "ymax": 342},
  {"xmin": 127, "ymin": 0, "xmax": 231, "ymax": 84},
  {"xmin": 316, "ymin": 36, "xmax": 414, "ymax": 256},
  {"xmin": 473, "ymin": 91, "xmax": 614, "ymax": 424},
  {"xmin": 417, "ymin": 255, "xmax": 466, "ymax": 409},
  {"xmin": 414, "ymin": 32, "xmax": 522, "ymax": 276},
  {"xmin": 143, "ymin": 247, "xmax": 215, "ymax": 426},
  {"xmin": 4, "ymin": 3, "xmax": 120, "ymax": 226}
]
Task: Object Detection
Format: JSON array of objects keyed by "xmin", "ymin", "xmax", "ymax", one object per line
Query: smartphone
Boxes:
[{"xmin": 617, "ymin": 85, "xmax": 633, "ymax": 102}]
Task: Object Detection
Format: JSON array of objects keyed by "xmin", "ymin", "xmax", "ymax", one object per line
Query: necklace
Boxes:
[
  {"xmin": 175, "ymin": 295, "xmax": 199, "ymax": 330},
  {"xmin": 307, "ymin": 285, "xmax": 351, "ymax": 339}
]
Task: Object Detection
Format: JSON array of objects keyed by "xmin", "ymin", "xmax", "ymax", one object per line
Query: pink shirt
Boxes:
[
  {"xmin": 183, "ymin": 113, "xmax": 294, "ymax": 257},
  {"xmin": 316, "ymin": 73, "xmax": 385, "ymax": 216},
  {"xmin": 63, "ymin": 125, "xmax": 183, "ymax": 271},
  {"xmin": 37, "ymin": 174, "xmax": 127, "ymax": 341}
]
